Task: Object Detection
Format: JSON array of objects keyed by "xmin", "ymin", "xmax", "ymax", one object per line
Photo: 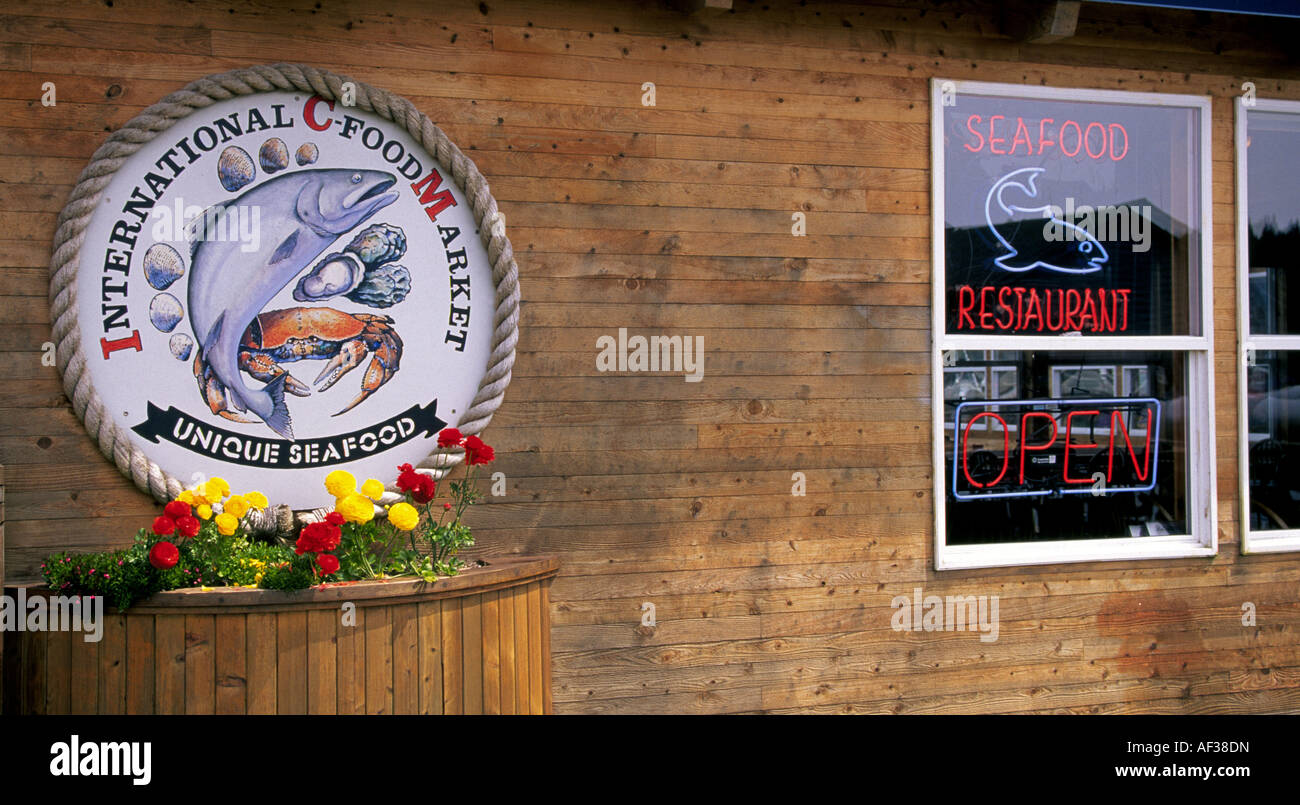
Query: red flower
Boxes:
[
  {"xmin": 325, "ymin": 511, "xmax": 345, "ymax": 527},
  {"xmin": 176, "ymin": 515, "xmax": 201, "ymax": 538},
  {"xmin": 443, "ymin": 503, "xmax": 452, "ymax": 511},
  {"xmin": 149, "ymin": 541, "xmax": 179, "ymax": 570},
  {"xmin": 152, "ymin": 516, "xmax": 176, "ymax": 536},
  {"xmin": 397, "ymin": 463, "xmax": 425, "ymax": 494},
  {"xmin": 295, "ymin": 521, "xmax": 342, "ymax": 555},
  {"xmin": 164, "ymin": 500, "xmax": 191, "ymax": 519},
  {"xmin": 463, "ymin": 435, "xmax": 495, "ymax": 465},
  {"xmin": 316, "ymin": 553, "xmax": 340, "ymax": 575},
  {"xmin": 437, "ymin": 428, "xmax": 463, "ymax": 448},
  {"xmin": 412, "ymin": 475, "xmax": 437, "ymax": 504}
]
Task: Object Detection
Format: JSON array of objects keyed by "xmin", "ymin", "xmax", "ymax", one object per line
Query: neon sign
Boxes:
[
  {"xmin": 952, "ymin": 398, "xmax": 1160, "ymax": 500},
  {"xmin": 985, "ymin": 168, "xmax": 1109, "ymax": 274}
]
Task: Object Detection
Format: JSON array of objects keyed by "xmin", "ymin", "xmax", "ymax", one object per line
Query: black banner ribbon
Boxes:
[{"xmin": 131, "ymin": 401, "xmax": 446, "ymax": 469}]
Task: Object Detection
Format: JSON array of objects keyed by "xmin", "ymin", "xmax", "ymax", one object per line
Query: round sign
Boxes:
[{"xmin": 50, "ymin": 65, "xmax": 518, "ymax": 509}]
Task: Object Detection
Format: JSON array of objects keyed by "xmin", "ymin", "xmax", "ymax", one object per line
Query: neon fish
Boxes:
[{"xmin": 984, "ymin": 167, "xmax": 1107, "ymax": 274}]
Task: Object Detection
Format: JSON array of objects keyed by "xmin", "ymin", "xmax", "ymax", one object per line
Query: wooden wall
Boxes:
[{"xmin": 3, "ymin": 0, "xmax": 1300, "ymax": 714}]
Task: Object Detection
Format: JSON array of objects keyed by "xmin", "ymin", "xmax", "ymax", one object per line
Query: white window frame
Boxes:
[
  {"xmin": 1235, "ymin": 97, "xmax": 1300, "ymax": 553},
  {"xmin": 931, "ymin": 79, "xmax": 1217, "ymax": 571}
]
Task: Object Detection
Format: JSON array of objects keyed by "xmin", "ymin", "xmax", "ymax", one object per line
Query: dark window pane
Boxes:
[
  {"xmin": 1247, "ymin": 351, "xmax": 1300, "ymax": 531},
  {"xmin": 944, "ymin": 350, "xmax": 1188, "ymax": 544},
  {"xmin": 1246, "ymin": 111, "xmax": 1300, "ymax": 335},
  {"xmin": 942, "ymin": 95, "xmax": 1202, "ymax": 336}
]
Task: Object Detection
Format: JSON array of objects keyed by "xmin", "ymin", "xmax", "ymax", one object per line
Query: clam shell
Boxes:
[
  {"xmin": 217, "ymin": 146, "xmax": 255, "ymax": 192},
  {"xmin": 295, "ymin": 142, "xmax": 319, "ymax": 166},
  {"xmin": 344, "ymin": 223, "xmax": 407, "ymax": 266},
  {"xmin": 143, "ymin": 243, "xmax": 185, "ymax": 290},
  {"xmin": 293, "ymin": 252, "xmax": 364, "ymax": 302},
  {"xmin": 149, "ymin": 293, "xmax": 184, "ymax": 333},
  {"xmin": 169, "ymin": 333, "xmax": 194, "ymax": 362},
  {"xmin": 259, "ymin": 138, "xmax": 290, "ymax": 173},
  {"xmin": 346, "ymin": 263, "xmax": 411, "ymax": 309}
]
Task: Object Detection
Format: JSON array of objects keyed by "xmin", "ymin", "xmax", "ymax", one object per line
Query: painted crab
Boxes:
[{"xmin": 195, "ymin": 306, "xmax": 402, "ymax": 420}]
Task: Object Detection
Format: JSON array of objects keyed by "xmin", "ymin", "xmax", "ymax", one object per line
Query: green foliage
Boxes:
[
  {"xmin": 42, "ymin": 530, "xmax": 207, "ymax": 611},
  {"xmin": 257, "ymin": 556, "xmax": 318, "ymax": 591}
]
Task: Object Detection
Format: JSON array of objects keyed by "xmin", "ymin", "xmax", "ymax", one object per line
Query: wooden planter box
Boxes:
[{"xmin": 3, "ymin": 554, "xmax": 557, "ymax": 715}]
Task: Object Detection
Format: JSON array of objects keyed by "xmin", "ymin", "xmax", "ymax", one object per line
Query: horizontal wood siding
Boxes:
[{"xmin": 2, "ymin": 0, "xmax": 1300, "ymax": 714}]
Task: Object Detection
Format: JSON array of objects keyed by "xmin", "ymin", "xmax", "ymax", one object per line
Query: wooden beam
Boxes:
[
  {"xmin": 1027, "ymin": 1, "xmax": 1081, "ymax": 43},
  {"xmin": 669, "ymin": 0, "xmax": 733, "ymax": 13}
]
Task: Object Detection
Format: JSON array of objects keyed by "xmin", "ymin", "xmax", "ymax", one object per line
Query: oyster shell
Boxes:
[
  {"xmin": 293, "ymin": 251, "xmax": 365, "ymax": 302},
  {"xmin": 217, "ymin": 146, "xmax": 255, "ymax": 192},
  {"xmin": 259, "ymin": 137, "xmax": 290, "ymax": 173},
  {"xmin": 149, "ymin": 293, "xmax": 184, "ymax": 333},
  {"xmin": 169, "ymin": 333, "xmax": 194, "ymax": 361},
  {"xmin": 295, "ymin": 142, "xmax": 319, "ymax": 166},
  {"xmin": 344, "ymin": 223, "xmax": 407, "ymax": 266},
  {"xmin": 143, "ymin": 243, "xmax": 185, "ymax": 290},
  {"xmin": 347, "ymin": 263, "xmax": 411, "ymax": 309}
]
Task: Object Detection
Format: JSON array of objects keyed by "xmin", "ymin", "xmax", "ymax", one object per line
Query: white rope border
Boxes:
[{"xmin": 48, "ymin": 63, "xmax": 519, "ymax": 511}]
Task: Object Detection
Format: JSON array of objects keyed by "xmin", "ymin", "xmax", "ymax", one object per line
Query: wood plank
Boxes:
[
  {"xmin": 276, "ymin": 611, "xmax": 307, "ymax": 715},
  {"xmin": 528, "ymin": 582, "xmax": 544, "ymax": 714},
  {"xmin": 499, "ymin": 585, "xmax": 517, "ymax": 714},
  {"xmin": 441, "ymin": 597, "xmax": 463, "ymax": 715},
  {"xmin": 19, "ymin": 628, "xmax": 44, "ymax": 714},
  {"xmin": 461, "ymin": 593, "xmax": 484, "ymax": 715},
  {"xmin": 153, "ymin": 615, "xmax": 185, "ymax": 715},
  {"xmin": 390, "ymin": 603, "xmax": 418, "ymax": 715},
  {"xmin": 482, "ymin": 590, "xmax": 501, "ymax": 715},
  {"xmin": 96, "ymin": 613, "xmax": 125, "ymax": 714},
  {"xmin": 514, "ymin": 584, "xmax": 531, "ymax": 715},
  {"xmin": 364, "ymin": 605, "xmax": 392, "ymax": 715},
  {"xmin": 214, "ymin": 614, "xmax": 246, "ymax": 715},
  {"xmin": 124, "ymin": 615, "xmax": 153, "ymax": 715},
  {"xmin": 417, "ymin": 600, "xmax": 443, "ymax": 715},
  {"xmin": 302, "ymin": 608, "xmax": 335, "ymax": 712},
  {"xmin": 306, "ymin": 609, "xmax": 337, "ymax": 715},
  {"xmin": 244, "ymin": 612, "xmax": 276, "ymax": 714},
  {"xmin": 68, "ymin": 620, "xmax": 98, "ymax": 714},
  {"xmin": 183, "ymin": 614, "xmax": 214, "ymax": 715},
  {"xmin": 336, "ymin": 604, "xmax": 365, "ymax": 715},
  {"xmin": 540, "ymin": 580, "xmax": 554, "ymax": 715}
]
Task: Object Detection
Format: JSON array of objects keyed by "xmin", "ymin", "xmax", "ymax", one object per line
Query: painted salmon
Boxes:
[{"xmin": 186, "ymin": 168, "xmax": 399, "ymax": 439}]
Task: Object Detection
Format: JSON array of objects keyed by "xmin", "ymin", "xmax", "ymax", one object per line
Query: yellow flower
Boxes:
[
  {"xmin": 203, "ymin": 477, "xmax": 230, "ymax": 502},
  {"xmin": 224, "ymin": 494, "xmax": 249, "ymax": 519},
  {"xmin": 196, "ymin": 504, "xmax": 213, "ymax": 521},
  {"xmin": 388, "ymin": 502, "xmax": 419, "ymax": 531},
  {"xmin": 246, "ymin": 491, "xmax": 269, "ymax": 509},
  {"xmin": 325, "ymin": 470, "xmax": 357, "ymax": 498},
  {"xmin": 335, "ymin": 492, "xmax": 375, "ymax": 524},
  {"xmin": 361, "ymin": 478, "xmax": 386, "ymax": 502},
  {"xmin": 215, "ymin": 512, "xmax": 238, "ymax": 535},
  {"xmin": 177, "ymin": 490, "xmax": 196, "ymax": 505}
]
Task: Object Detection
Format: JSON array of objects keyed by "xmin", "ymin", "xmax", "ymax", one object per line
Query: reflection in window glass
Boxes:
[
  {"xmin": 945, "ymin": 350, "xmax": 1187, "ymax": 544},
  {"xmin": 1247, "ymin": 352, "xmax": 1300, "ymax": 532},
  {"xmin": 1246, "ymin": 112, "xmax": 1300, "ymax": 336}
]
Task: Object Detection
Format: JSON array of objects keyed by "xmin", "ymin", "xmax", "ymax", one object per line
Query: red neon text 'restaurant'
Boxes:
[{"xmin": 955, "ymin": 285, "xmax": 1131, "ymax": 334}]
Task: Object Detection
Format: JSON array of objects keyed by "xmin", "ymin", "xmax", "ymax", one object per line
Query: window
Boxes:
[
  {"xmin": 932, "ymin": 80, "xmax": 1216, "ymax": 570},
  {"xmin": 1236, "ymin": 99, "xmax": 1300, "ymax": 552}
]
